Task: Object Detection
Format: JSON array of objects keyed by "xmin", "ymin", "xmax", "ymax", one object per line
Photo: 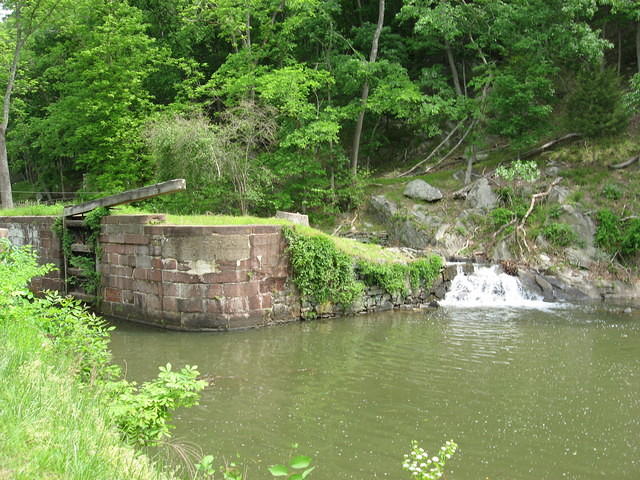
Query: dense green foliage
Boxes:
[
  {"xmin": 284, "ymin": 226, "xmax": 365, "ymax": 306},
  {"xmin": 284, "ymin": 226, "xmax": 443, "ymax": 306},
  {"xmin": 596, "ymin": 209, "xmax": 640, "ymax": 259},
  {"xmin": 541, "ymin": 223, "xmax": 581, "ymax": 248},
  {"xmin": 0, "ymin": 240, "xmax": 206, "ymax": 476},
  {"xmin": 1, "ymin": 0, "xmax": 638, "ymax": 217}
]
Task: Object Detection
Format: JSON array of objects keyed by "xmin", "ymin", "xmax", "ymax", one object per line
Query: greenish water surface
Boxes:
[{"xmin": 110, "ymin": 306, "xmax": 640, "ymax": 479}]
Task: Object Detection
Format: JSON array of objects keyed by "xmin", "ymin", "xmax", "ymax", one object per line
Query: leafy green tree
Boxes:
[
  {"xmin": 566, "ymin": 67, "xmax": 629, "ymax": 137},
  {"xmin": 0, "ymin": 0, "xmax": 72, "ymax": 208},
  {"xmin": 31, "ymin": 0, "xmax": 163, "ymax": 193}
]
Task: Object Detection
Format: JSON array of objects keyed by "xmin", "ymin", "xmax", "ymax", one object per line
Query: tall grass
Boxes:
[
  {"xmin": 0, "ymin": 203, "xmax": 64, "ymax": 216},
  {"xmin": 0, "ymin": 243, "xmax": 173, "ymax": 480}
]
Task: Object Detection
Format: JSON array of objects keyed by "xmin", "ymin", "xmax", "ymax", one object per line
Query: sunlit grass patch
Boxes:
[
  {"xmin": 163, "ymin": 214, "xmax": 293, "ymax": 226},
  {"xmin": 0, "ymin": 203, "xmax": 64, "ymax": 216}
]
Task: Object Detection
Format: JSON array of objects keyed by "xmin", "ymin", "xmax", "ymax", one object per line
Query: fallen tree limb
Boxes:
[
  {"xmin": 521, "ymin": 133, "xmax": 581, "ymax": 160},
  {"xmin": 515, "ymin": 177, "xmax": 562, "ymax": 254},
  {"xmin": 421, "ymin": 119, "xmax": 478, "ymax": 175},
  {"xmin": 609, "ymin": 155, "xmax": 639, "ymax": 170},
  {"xmin": 397, "ymin": 120, "xmax": 464, "ymax": 178},
  {"xmin": 452, "ymin": 183, "xmax": 474, "ymax": 200}
]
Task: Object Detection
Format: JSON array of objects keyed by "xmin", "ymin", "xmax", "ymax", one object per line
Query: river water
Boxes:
[{"xmin": 110, "ymin": 300, "xmax": 640, "ymax": 479}]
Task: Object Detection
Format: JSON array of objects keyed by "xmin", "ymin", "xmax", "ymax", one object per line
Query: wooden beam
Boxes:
[{"xmin": 63, "ymin": 179, "xmax": 186, "ymax": 217}]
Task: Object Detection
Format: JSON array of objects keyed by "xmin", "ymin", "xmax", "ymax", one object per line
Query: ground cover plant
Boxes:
[
  {"xmin": 0, "ymin": 240, "xmax": 206, "ymax": 478},
  {"xmin": 284, "ymin": 226, "xmax": 443, "ymax": 307}
]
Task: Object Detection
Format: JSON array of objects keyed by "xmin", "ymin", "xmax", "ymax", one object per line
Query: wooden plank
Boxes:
[
  {"xmin": 63, "ymin": 179, "xmax": 186, "ymax": 217},
  {"xmin": 71, "ymin": 243, "xmax": 92, "ymax": 253}
]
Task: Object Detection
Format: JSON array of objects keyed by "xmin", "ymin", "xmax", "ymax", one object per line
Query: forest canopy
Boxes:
[{"xmin": 0, "ymin": 0, "xmax": 638, "ymax": 216}]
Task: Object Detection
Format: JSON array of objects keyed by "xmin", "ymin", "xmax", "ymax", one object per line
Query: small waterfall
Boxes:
[{"xmin": 440, "ymin": 264, "xmax": 547, "ymax": 308}]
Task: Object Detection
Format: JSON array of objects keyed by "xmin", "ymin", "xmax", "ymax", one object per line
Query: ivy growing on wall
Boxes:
[
  {"xmin": 283, "ymin": 226, "xmax": 443, "ymax": 307},
  {"xmin": 52, "ymin": 207, "xmax": 111, "ymax": 295},
  {"xmin": 283, "ymin": 227, "xmax": 364, "ymax": 306}
]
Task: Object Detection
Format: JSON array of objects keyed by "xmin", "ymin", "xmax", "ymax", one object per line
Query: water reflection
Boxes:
[{"xmin": 110, "ymin": 307, "xmax": 640, "ymax": 479}]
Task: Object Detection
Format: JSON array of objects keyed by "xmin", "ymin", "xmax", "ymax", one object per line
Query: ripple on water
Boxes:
[{"xmin": 109, "ymin": 306, "xmax": 640, "ymax": 480}]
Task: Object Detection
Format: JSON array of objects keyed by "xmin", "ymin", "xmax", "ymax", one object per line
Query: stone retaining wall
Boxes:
[
  {"xmin": 98, "ymin": 215, "xmax": 299, "ymax": 330},
  {"xmin": 0, "ymin": 214, "xmax": 457, "ymax": 331},
  {"xmin": 302, "ymin": 263, "xmax": 463, "ymax": 319},
  {"xmin": 0, "ymin": 216, "xmax": 64, "ymax": 292}
]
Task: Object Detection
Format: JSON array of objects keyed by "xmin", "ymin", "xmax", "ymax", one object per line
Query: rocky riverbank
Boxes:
[{"xmin": 339, "ymin": 154, "xmax": 640, "ymax": 307}]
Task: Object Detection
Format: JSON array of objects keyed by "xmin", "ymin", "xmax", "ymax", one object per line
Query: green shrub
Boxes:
[
  {"xmin": 283, "ymin": 227, "xmax": 365, "ymax": 305},
  {"xmin": 548, "ymin": 205, "xmax": 563, "ymax": 219},
  {"xmin": 596, "ymin": 209, "xmax": 622, "ymax": 254},
  {"xmin": 408, "ymin": 256, "xmax": 444, "ymax": 291},
  {"xmin": 35, "ymin": 292, "xmax": 119, "ymax": 383},
  {"xmin": 602, "ymin": 183, "xmax": 623, "ymax": 200},
  {"xmin": 495, "ymin": 160, "xmax": 540, "ymax": 182},
  {"xmin": 284, "ymin": 227, "xmax": 443, "ymax": 304},
  {"xmin": 490, "ymin": 208, "xmax": 515, "ymax": 228},
  {"xmin": 542, "ymin": 223, "xmax": 579, "ymax": 247},
  {"xmin": 620, "ymin": 219, "xmax": 640, "ymax": 258},
  {"xmin": 108, "ymin": 364, "xmax": 206, "ymax": 447},
  {"xmin": 566, "ymin": 68, "xmax": 629, "ymax": 138},
  {"xmin": 358, "ymin": 261, "xmax": 408, "ymax": 296}
]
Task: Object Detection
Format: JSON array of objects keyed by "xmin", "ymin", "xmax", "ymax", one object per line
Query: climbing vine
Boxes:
[
  {"xmin": 283, "ymin": 226, "xmax": 443, "ymax": 306},
  {"xmin": 283, "ymin": 227, "xmax": 364, "ymax": 306},
  {"xmin": 52, "ymin": 207, "xmax": 111, "ymax": 295}
]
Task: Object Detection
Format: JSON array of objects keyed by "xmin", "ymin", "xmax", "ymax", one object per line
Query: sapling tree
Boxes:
[{"xmin": 0, "ymin": 0, "xmax": 71, "ymax": 208}]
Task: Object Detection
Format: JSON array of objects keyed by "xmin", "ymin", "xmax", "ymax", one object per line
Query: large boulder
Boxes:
[
  {"xmin": 465, "ymin": 178, "xmax": 498, "ymax": 211},
  {"xmin": 392, "ymin": 218, "xmax": 432, "ymax": 250},
  {"xmin": 369, "ymin": 195, "xmax": 398, "ymax": 223},
  {"xmin": 559, "ymin": 204, "xmax": 596, "ymax": 250},
  {"xmin": 403, "ymin": 179, "xmax": 443, "ymax": 202},
  {"xmin": 548, "ymin": 185, "xmax": 570, "ymax": 204}
]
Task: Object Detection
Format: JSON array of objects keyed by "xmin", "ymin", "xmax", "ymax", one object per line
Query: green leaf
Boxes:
[
  {"xmin": 268, "ymin": 464, "xmax": 289, "ymax": 476},
  {"xmin": 290, "ymin": 455, "xmax": 312, "ymax": 469},
  {"xmin": 289, "ymin": 475, "xmax": 303, "ymax": 480},
  {"xmin": 302, "ymin": 466, "xmax": 316, "ymax": 478}
]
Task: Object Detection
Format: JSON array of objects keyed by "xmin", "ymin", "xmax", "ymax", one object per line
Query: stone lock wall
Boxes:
[
  {"xmin": 0, "ymin": 214, "xmax": 457, "ymax": 331},
  {"xmin": 98, "ymin": 215, "xmax": 300, "ymax": 330},
  {"xmin": 0, "ymin": 216, "xmax": 64, "ymax": 292}
]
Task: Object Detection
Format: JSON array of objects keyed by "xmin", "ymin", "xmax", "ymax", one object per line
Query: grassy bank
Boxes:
[{"xmin": 0, "ymin": 243, "xmax": 174, "ymax": 480}]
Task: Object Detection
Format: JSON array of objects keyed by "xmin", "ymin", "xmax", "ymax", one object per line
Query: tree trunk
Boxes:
[
  {"xmin": 350, "ymin": 0, "xmax": 385, "ymax": 176},
  {"xmin": 0, "ymin": 28, "xmax": 24, "ymax": 209},
  {"xmin": 618, "ymin": 29, "xmax": 622, "ymax": 75},
  {"xmin": 0, "ymin": 132, "xmax": 12, "ymax": 208},
  {"xmin": 464, "ymin": 144, "xmax": 476, "ymax": 185},
  {"xmin": 637, "ymin": 21, "xmax": 640, "ymax": 74},
  {"xmin": 445, "ymin": 40, "xmax": 463, "ymax": 96}
]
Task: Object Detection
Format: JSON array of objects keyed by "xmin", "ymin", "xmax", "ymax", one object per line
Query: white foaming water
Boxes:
[{"xmin": 440, "ymin": 264, "xmax": 553, "ymax": 308}]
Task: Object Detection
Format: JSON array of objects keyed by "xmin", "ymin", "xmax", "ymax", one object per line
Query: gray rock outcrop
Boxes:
[
  {"xmin": 369, "ymin": 195, "xmax": 398, "ymax": 223},
  {"xmin": 403, "ymin": 180, "xmax": 443, "ymax": 202},
  {"xmin": 465, "ymin": 178, "xmax": 498, "ymax": 211}
]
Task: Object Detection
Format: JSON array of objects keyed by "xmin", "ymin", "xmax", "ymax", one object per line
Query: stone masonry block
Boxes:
[
  {"xmin": 206, "ymin": 284, "xmax": 224, "ymax": 298},
  {"xmin": 163, "ymin": 296, "xmax": 178, "ymax": 312},
  {"xmin": 205, "ymin": 298, "xmax": 223, "ymax": 313},
  {"xmin": 137, "ymin": 281, "xmax": 161, "ymax": 296},
  {"xmin": 162, "ymin": 270, "xmax": 200, "ymax": 284},
  {"xmin": 148, "ymin": 269, "xmax": 162, "ymax": 282},
  {"xmin": 105, "ymin": 287, "xmax": 122, "ymax": 303},
  {"xmin": 201, "ymin": 270, "xmax": 249, "ymax": 284},
  {"xmin": 223, "ymin": 297, "xmax": 248, "ymax": 314},
  {"xmin": 176, "ymin": 297, "xmax": 203, "ymax": 313},
  {"xmin": 135, "ymin": 255, "xmax": 152, "ymax": 269},
  {"xmin": 133, "ymin": 268, "xmax": 148, "ymax": 280}
]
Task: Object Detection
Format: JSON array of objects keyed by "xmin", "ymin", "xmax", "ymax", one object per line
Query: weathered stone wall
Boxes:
[
  {"xmin": 302, "ymin": 263, "xmax": 462, "ymax": 318},
  {"xmin": 0, "ymin": 214, "xmax": 457, "ymax": 330},
  {"xmin": 98, "ymin": 215, "xmax": 299, "ymax": 330},
  {"xmin": 0, "ymin": 216, "xmax": 64, "ymax": 292}
]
